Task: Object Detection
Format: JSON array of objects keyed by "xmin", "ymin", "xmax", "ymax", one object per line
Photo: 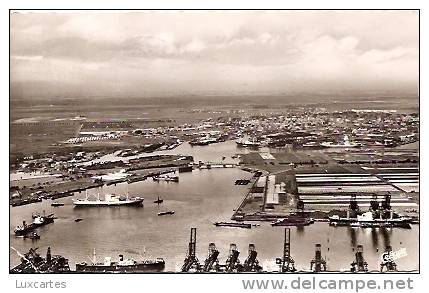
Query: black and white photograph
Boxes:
[{"xmin": 5, "ymin": 6, "xmax": 424, "ymax": 291}]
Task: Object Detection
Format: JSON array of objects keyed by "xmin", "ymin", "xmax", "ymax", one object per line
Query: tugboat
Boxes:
[
  {"xmin": 76, "ymin": 251, "xmax": 165, "ymax": 273},
  {"xmin": 14, "ymin": 213, "xmax": 55, "ymax": 236},
  {"xmin": 73, "ymin": 190, "xmax": 143, "ymax": 207}
]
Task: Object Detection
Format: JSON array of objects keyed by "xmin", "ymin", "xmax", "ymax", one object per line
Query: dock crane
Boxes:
[
  {"xmin": 310, "ymin": 244, "xmax": 327, "ymax": 272},
  {"xmin": 348, "ymin": 194, "xmax": 359, "ymax": 218},
  {"xmin": 381, "ymin": 194, "xmax": 394, "ymax": 219},
  {"xmin": 276, "ymin": 228, "xmax": 296, "ymax": 272},
  {"xmin": 202, "ymin": 243, "xmax": 220, "ymax": 272},
  {"xmin": 181, "ymin": 227, "xmax": 201, "ymax": 272},
  {"xmin": 243, "ymin": 244, "xmax": 262, "ymax": 272},
  {"xmin": 225, "ymin": 243, "xmax": 243, "ymax": 272},
  {"xmin": 350, "ymin": 245, "xmax": 368, "ymax": 272}
]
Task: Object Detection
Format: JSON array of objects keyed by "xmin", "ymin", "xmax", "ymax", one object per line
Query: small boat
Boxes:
[
  {"xmin": 154, "ymin": 196, "xmax": 164, "ymax": 204},
  {"xmin": 75, "ymin": 218, "xmax": 83, "ymax": 222},
  {"xmin": 23, "ymin": 232, "xmax": 40, "ymax": 240},
  {"xmin": 51, "ymin": 202, "xmax": 64, "ymax": 207},
  {"xmin": 158, "ymin": 211, "xmax": 175, "ymax": 216}
]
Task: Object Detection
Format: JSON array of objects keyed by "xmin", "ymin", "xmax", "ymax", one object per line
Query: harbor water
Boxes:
[{"xmin": 10, "ymin": 141, "xmax": 419, "ymax": 272}]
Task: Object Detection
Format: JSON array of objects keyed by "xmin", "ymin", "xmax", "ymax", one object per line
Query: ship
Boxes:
[
  {"xmin": 214, "ymin": 222, "xmax": 252, "ymax": 229},
  {"xmin": 235, "ymin": 136, "xmax": 261, "ymax": 148},
  {"xmin": 320, "ymin": 135, "xmax": 360, "ymax": 148},
  {"xmin": 153, "ymin": 174, "xmax": 179, "ymax": 182},
  {"xmin": 329, "ymin": 211, "xmax": 412, "ymax": 228},
  {"xmin": 14, "ymin": 213, "xmax": 55, "ymax": 236},
  {"xmin": 51, "ymin": 202, "xmax": 64, "ymax": 207},
  {"xmin": 73, "ymin": 191, "xmax": 144, "ymax": 207},
  {"xmin": 189, "ymin": 137, "xmax": 217, "ymax": 146},
  {"xmin": 10, "ymin": 247, "xmax": 70, "ymax": 273},
  {"xmin": 271, "ymin": 215, "xmax": 315, "ymax": 226},
  {"xmin": 76, "ymin": 252, "xmax": 165, "ymax": 273}
]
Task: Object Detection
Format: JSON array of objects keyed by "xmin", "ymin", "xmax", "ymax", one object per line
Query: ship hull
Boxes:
[
  {"xmin": 271, "ymin": 218, "xmax": 314, "ymax": 227},
  {"xmin": 73, "ymin": 199, "xmax": 144, "ymax": 207},
  {"xmin": 235, "ymin": 142, "xmax": 260, "ymax": 148},
  {"xmin": 329, "ymin": 218, "xmax": 412, "ymax": 229},
  {"xmin": 214, "ymin": 222, "xmax": 252, "ymax": 229},
  {"xmin": 76, "ymin": 262, "xmax": 165, "ymax": 273}
]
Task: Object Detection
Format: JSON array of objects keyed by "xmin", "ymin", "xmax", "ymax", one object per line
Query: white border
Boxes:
[{"xmin": 1, "ymin": 1, "xmax": 427, "ymax": 292}]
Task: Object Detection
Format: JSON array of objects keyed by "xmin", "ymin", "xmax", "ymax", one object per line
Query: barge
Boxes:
[
  {"xmin": 214, "ymin": 222, "xmax": 252, "ymax": 229},
  {"xmin": 271, "ymin": 215, "xmax": 315, "ymax": 226}
]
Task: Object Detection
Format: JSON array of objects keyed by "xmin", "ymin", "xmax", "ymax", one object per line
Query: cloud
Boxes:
[{"xmin": 10, "ymin": 10, "xmax": 419, "ymax": 97}]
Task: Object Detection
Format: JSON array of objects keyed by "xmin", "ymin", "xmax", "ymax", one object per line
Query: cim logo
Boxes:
[{"xmin": 380, "ymin": 248, "xmax": 407, "ymax": 264}]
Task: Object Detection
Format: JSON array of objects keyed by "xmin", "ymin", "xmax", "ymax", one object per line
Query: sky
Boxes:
[{"xmin": 10, "ymin": 10, "xmax": 419, "ymax": 98}]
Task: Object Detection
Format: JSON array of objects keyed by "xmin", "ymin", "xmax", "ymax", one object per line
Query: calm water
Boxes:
[{"xmin": 10, "ymin": 142, "xmax": 419, "ymax": 272}]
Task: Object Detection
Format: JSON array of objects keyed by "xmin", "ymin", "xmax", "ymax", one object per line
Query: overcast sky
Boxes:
[{"xmin": 10, "ymin": 10, "xmax": 419, "ymax": 98}]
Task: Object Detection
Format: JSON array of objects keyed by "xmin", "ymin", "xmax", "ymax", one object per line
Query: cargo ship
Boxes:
[
  {"xmin": 14, "ymin": 213, "xmax": 55, "ymax": 236},
  {"xmin": 271, "ymin": 215, "xmax": 314, "ymax": 226},
  {"xmin": 329, "ymin": 211, "xmax": 412, "ymax": 228},
  {"xmin": 76, "ymin": 253, "xmax": 165, "ymax": 273},
  {"xmin": 73, "ymin": 192, "xmax": 143, "ymax": 207}
]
